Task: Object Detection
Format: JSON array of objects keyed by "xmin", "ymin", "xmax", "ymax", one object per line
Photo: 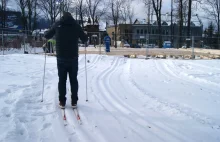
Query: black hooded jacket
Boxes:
[{"xmin": 44, "ymin": 14, "xmax": 88, "ymax": 59}]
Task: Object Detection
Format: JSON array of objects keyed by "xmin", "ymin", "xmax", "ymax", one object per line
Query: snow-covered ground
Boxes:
[{"xmin": 0, "ymin": 53, "xmax": 220, "ymax": 142}]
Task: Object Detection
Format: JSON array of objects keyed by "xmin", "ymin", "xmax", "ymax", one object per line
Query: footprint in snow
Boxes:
[
  {"xmin": 41, "ymin": 123, "xmax": 52, "ymax": 130},
  {"xmin": 0, "ymin": 91, "xmax": 6, "ymax": 98},
  {"xmin": 4, "ymin": 99, "xmax": 16, "ymax": 105},
  {"xmin": 1, "ymin": 107, "xmax": 11, "ymax": 118},
  {"xmin": 5, "ymin": 89, "xmax": 12, "ymax": 94}
]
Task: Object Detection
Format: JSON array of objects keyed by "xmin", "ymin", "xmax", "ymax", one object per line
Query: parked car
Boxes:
[
  {"xmin": 130, "ymin": 44, "xmax": 141, "ymax": 48},
  {"xmin": 203, "ymin": 45, "xmax": 211, "ymax": 49},
  {"xmin": 182, "ymin": 45, "xmax": 192, "ymax": 48},
  {"xmin": 163, "ymin": 41, "xmax": 172, "ymax": 48},
  {"xmin": 143, "ymin": 44, "xmax": 155, "ymax": 48},
  {"xmin": 124, "ymin": 43, "xmax": 130, "ymax": 48}
]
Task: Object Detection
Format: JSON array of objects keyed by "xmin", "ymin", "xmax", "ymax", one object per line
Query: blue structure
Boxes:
[
  {"xmin": 163, "ymin": 41, "xmax": 172, "ymax": 48},
  {"xmin": 104, "ymin": 35, "xmax": 111, "ymax": 52}
]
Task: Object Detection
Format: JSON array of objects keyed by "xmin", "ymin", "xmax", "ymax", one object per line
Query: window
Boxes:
[
  {"xmin": 163, "ymin": 30, "xmax": 165, "ymax": 35},
  {"xmin": 141, "ymin": 29, "xmax": 143, "ymax": 34},
  {"xmin": 137, "ymin": 29, "xmax": 139, "ymax": 34},
  {"xmin": 144, "ymin": 30, "xmax": 147, "ymax": 34}
]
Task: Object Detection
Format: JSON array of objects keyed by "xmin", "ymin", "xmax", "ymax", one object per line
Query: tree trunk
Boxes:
[
  {"xmin": 27, "ymin": 0, "xmax": 33, "ymax": 35},
  {"xmin": 33, "ymin": 0, "xmax": 37, "ymax": 30},
  {"xmin": 158, "ymin": 16, "xmax": 162, "ymax": 48},
  {"xmin": 79, "ymin": 0, "xmax": 84, "ymax": 28},
  {"xmin": 218, "ymin": 0, "xmax": 220, "ymax": 49},
  {"xmin": 178, "ymin": 0, "xmax": 183, "ymax": 49},
  {"xmin": 187, "ymin": 0, "xmax": 192, "ymax": 48},
  {"xmin": 114, "ymin": 23, "xmax": 117, "ymax": 48}
]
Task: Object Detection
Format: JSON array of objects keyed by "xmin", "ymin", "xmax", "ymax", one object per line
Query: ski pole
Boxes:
[
  {"xmin": 85, "ymin": 45, "xmax": 88, "ymax": 102},
  {"xmin": 41, "ymin": 40, "xmax": 47, "ymax": 102}
]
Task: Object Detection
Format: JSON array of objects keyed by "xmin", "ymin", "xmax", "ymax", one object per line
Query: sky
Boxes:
[
  {"xmin": 8, "ymin": 0, "xmax": 211, "ymax": 29},
  {"xmin": 132, "ymin": 0, "xmax": 209, "ymax": 28}
]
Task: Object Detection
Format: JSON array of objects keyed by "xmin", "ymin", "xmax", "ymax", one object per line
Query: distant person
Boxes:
[
  {"xmin": 44, "ymin": 12, "xmax": 88, "ymax": 109},
  {"xmin": 104, "ymin": 34, "xmax": 111, "ymax": 52}
]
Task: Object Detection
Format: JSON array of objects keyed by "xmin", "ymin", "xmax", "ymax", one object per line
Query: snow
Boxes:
[
  {"xmin": 0, "ymin": 47, "xmax": 44, "ymax": 55},
  {"xmin": 0, "ymin": 53, "xmax": 220, "ymax": 142}
]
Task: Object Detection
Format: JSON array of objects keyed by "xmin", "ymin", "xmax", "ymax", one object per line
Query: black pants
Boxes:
[{"xmin": 57, "ymin": 58, "xmax": 78, "ymax": 105}]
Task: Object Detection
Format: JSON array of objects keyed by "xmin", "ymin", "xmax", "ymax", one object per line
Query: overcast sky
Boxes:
[
  {"xmin": 8, "ymin": 0, "xmax": 210, "ymax": 28},
  {"xmin": 132, "ymin": 0, "xmax": 210, "ymax": 28}
]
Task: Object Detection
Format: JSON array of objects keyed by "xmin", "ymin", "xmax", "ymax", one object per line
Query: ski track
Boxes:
[
  {"xmin": 111, "ymin": 59, "xmax": 194, "ymax": 142},
  {"xmin": 1, "ymin": 54, "xmax": 220, "ymax": 142},
  {"xmin": 57, "ymin": 54, "xmax": 104, "ymax": 142}
]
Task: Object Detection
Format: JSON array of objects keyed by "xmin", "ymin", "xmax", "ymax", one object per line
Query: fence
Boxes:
[
  {"xmin": 81, "ymin": 32, "xmax": 220, "ymax": 59},
  {"xmin": 1, "ymin": 30, "xmax": 220, "ymax": 59},
  {"xmin": 0, "ymin": 28, "xmax": 45, "ymax": 55}
]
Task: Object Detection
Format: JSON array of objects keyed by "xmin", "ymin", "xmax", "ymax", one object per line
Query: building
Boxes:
[
  {"xmin": 132, "ymin": 19, "xmax": 203, "ymax": 47},
  {"xmin": 106, "ymin": 24, "xmax": 132, "ymax": 46},
  {"xmin": 106, "ymin": 18, "xmax": 203, "ymax": 47},
  {"xmin": 84, "ymin": 17, "xmax": 106, "ymax": 45},
  {"xmin": 0, "ymin": 10, "xmax": 22, "ymax": 30}
]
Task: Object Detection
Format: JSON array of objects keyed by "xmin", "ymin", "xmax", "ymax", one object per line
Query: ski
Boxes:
[
  {"xmin": 61, "ymin": 108, "xmax": 68, "ymax": 126},
  {"xmin": 73, "ymin": 108, "xmax": 82, "ymax": 125}
]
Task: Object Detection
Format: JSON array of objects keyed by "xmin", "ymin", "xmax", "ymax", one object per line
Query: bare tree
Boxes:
[
  {"xmin": 27, "ymin": 0, "xmax": 34, "ymax": 33},
  {"xmin": 176, "ymin": 0, "xmax": 184, "ymax": 48},
  {"xmin": 86, "ymin": 0, "xmax": 107, "ymax": 25},
  {"xmin": 63, "ymin": 0, "xmax": 73, "ymax": 12},
  {"xmin": 39, "ymin": 0, "xmax": 61, "ymax": 25},
  {"xmin": 121, "ymin": 0, "xmax": 134, "ymax": 24},
  {"xmin": 152, "ymin": 0, "xmax": 162, "ymax": 48},
  {"xmin": 32, "ymin": 0, "xmax": 38, "ymax": 30},
  {"xmin": 15, "ymin": 0, "xmax": 27, "ymax": 30},
  {"xmin": 143, "ymin": 0, "xmax": 162, "ymax": 48},
  {"xmin": 128, "ymin": 5, "xmax": 134, "ymax": 24},
  {"xmin": 202, "ymin": 0, "xmax": 220, "ymax": 36},
  {"xmin": 72, "ymin": 0, "xmax": 88, "ymax": 28},
  {"xmin": 186, "ymin": 0, "xmax": 192, "ymax": 48},
  {"xmin": 0, "ymin": 0, "xmax": 10, "ymax": 28},
  {"xmin": 108, "ymin": 0, "xmax": 126, "ymax": 48}
]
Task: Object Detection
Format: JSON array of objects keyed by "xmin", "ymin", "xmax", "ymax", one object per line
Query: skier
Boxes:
[{"xmin": 44, "ymin": 12, "xmax": 88, "ymax": 109}]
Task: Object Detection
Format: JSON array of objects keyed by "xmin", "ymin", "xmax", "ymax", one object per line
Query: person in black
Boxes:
[{"xmin": 44, "ymin": 12, "xmax": 88, "ymax": 109}]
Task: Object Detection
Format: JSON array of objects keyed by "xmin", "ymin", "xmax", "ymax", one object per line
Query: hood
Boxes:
[{"xmin": 60, "ymin": 13, "xmax": 76, "ymax": 26}]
